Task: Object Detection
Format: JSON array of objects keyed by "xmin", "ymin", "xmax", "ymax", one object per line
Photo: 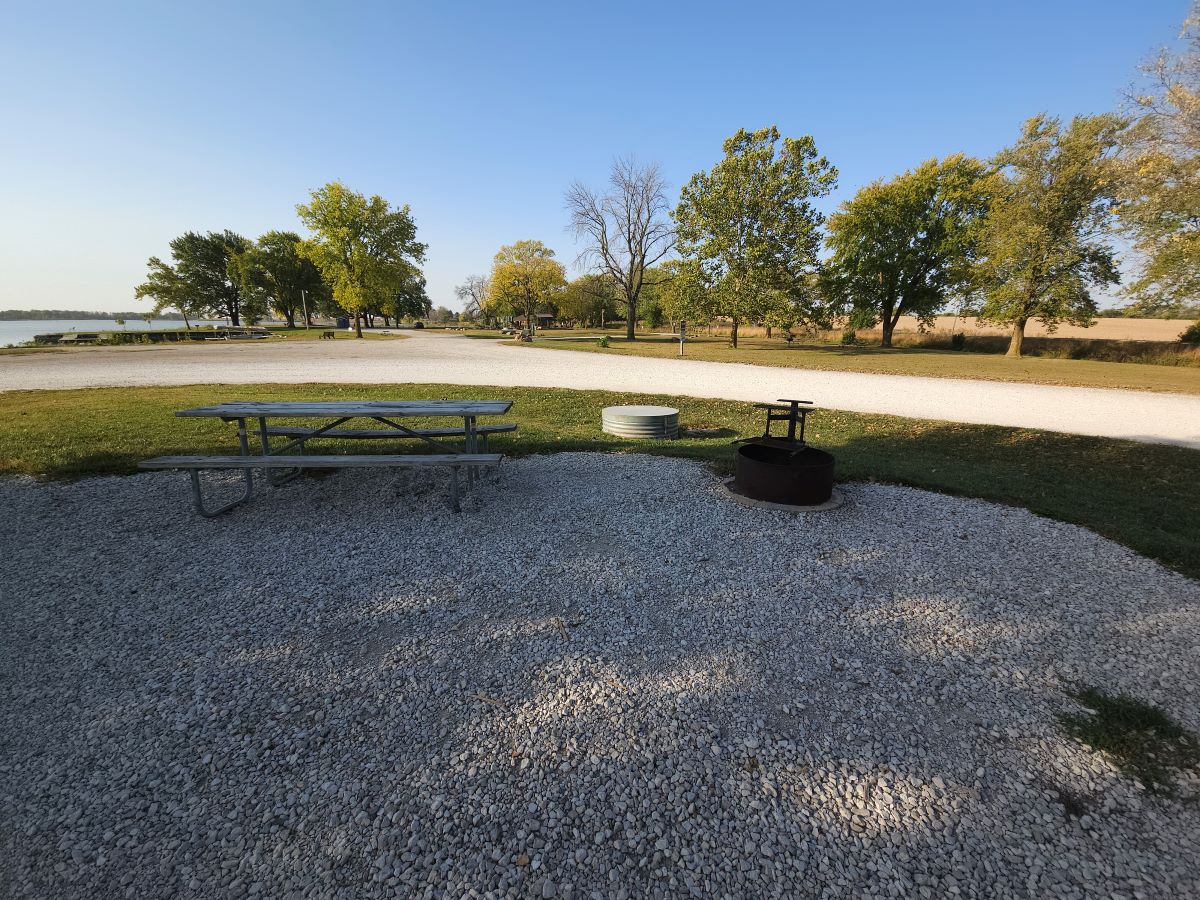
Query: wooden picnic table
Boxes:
[{"xmin": 140, "ymin": 399, "xmax": 515, "ymax": 516}]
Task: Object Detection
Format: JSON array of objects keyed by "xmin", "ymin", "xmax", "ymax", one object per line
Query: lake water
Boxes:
[{"xmin": 0, "ymin": 319, "xmax": 227, "ymax": 347}]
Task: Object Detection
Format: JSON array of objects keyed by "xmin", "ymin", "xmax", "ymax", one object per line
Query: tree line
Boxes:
[
  {"xmin": 136, "ymin": 183, "xmax": 431, "ymax": 337},
  {"xmin": 0, "ymin": 309, "xmax": 194, "ymax": 321},
  {"xmin": 462, "ymin": 7, "xmax": 1200, "ymax": 356}
]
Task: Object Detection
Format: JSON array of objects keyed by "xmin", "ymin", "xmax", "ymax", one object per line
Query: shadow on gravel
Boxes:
[{"xmin": 5, "ymin": 451, "xmax": 1200, "ymax": 897}]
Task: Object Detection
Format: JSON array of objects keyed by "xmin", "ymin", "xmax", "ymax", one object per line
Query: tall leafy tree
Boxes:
[
  {"xmin": 133, "ymin": 257, "xmax": 202, "ymax": 328},
  {"xmin": 565, "ymin": 157, "xmax": 675, "ymax": 340},
  {"xmin": 656, "ymin": 258, "xmax": 717, "ymax": 326},
  {"xmin": 229, "ymin": 231, "xmax": 327, "ymax": 327},
  {"xmin": 825, "ymin": 154, "xmax": 993, "ymax": 347},
  {"xmin": 230, "ymin": 265, "xmax": 270, "ymax": 325},
  {"xmin": 486, "ymin": 240, "xmax": 566, "ymax": 330},
  {"xmin": 296, "ymin": 182, "xmax": 426, "ymax": 338},
  {"xmin": 1118, "ymin": 4, "xmax": 1200, "ymax": 321},
  {"xmin": 558, "ymin": 273, "xmax": 620, "ymax": 327},
  {"xmin": 384, "ymin": 270, "xmax": 432, "ymax": 322},
  {"xmin": 976, "ymin": 114, "xmax": 1127, "ymax": 357},
  {"xmin": 673, "ymin": 126, "xmax": 837, "ymax": 347},
  {"xmin": 136, "ymin": 230, "xmax": 251, "ymax": 325},
  {"xmin": 178, "ymin": 231, "xmax": 252, "ymax": 325}
]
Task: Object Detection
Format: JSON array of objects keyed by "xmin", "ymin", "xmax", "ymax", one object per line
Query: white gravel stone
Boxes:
[{"xmin": 1, "ymin": 452, "xmax": 1198, "ymax": 898}]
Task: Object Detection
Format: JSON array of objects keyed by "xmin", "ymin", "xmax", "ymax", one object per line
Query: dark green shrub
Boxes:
[{"xmin": 1181, "ymin": 321, "xmax": 1200, "ymax": 344}]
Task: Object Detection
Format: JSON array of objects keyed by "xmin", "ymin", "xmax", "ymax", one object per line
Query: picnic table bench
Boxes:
[{"xmin": 139, "ymin": 400, "xmax": 514, "ymax": 516}]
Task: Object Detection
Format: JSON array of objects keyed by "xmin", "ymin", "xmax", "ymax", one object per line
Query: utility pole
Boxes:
[{"xmin": 300, "ymin": 290, "xmax": 310, "ymax": 329}]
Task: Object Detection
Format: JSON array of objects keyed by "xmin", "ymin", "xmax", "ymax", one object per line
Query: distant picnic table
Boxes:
[{"xmin": 140, "ymin": 399, "xmax": 515, "ymax": 515}]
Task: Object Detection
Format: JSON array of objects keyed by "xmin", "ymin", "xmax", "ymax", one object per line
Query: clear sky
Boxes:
[{"xmin": 0, "ymin": 0, "xmax": 1187, "ymax": 314}]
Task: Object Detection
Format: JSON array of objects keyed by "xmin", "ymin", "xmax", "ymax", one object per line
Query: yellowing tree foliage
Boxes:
[
  {"xmin": 975, "ymin": 115, "xmax": 1126, "ymax": 357},
  {"xmin": 486, "ymin": 240, "xmax": 566, "ymax": 330},
  {"xmin": 1119, "ymin": 5, "xmax": 1200, "ymax": 319}
]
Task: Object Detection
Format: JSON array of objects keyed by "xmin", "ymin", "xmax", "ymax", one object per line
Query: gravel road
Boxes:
[
  {"xmin": 4, "ymin": 332, "xmax": 1200, "ymax": 448},
  {"xmin": 2, "ymin": 454, "xmax": 1198, "ymax": 898}
]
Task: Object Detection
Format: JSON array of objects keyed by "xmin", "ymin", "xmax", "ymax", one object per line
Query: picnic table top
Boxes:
[{"xmin": 176, "ymin": 400, "xmax": 514, "ymax": 419}]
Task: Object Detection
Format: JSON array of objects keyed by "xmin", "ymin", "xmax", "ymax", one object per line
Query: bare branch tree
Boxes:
[
  {"xmin": 566, "ymin": 156, "xmax": 675, "ymax": 340},
  {"xmin": 454, "ymin": 274, "xmax": 491, "ymax": 322}
]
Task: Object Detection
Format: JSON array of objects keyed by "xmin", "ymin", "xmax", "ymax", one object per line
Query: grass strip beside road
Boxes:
[
  {"xmin": 264, "ymin": 328, "xmax": 409, "ymax": 341},
  {"xmin": 2, "ymin": 383, "xmax": 1197, "ymax": 579},
  {"xmin": 508, "ymin": 332, "xmax": 1200, "ymax": 395}
]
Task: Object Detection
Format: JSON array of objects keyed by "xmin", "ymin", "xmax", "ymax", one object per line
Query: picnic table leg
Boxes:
[
  {"xmin": 258, "ymin": 415, "xmax": 303, "ymax": 486},
  {"xmin": 464, "ymin": 416, "xmax": 477, "ymax": 488},
  {"xmin": 187, "ymin": 414, "xmax": 253, "ymax": 516},
  {"xmin": 236, "ymin": 417, "xmax": 255, "ymax": 495},
  {"xmin": 188, "ymin": 468, "xmax": 254, "ymax": 517}
]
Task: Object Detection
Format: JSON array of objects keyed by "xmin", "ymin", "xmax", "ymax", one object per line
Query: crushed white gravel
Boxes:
[{"xmin": 1, "ymin": 453, "xmax": 1198, "ymax": 899}]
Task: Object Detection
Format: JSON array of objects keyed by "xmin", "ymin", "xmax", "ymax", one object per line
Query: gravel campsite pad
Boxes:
[{"xmin": 1, "ymin": 453, "xmax": 1198, "ymax": 898}]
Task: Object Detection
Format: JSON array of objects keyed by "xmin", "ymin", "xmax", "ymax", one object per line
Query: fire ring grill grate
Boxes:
[{"xmin": 733, "ymin": 399, "xmax": 836, "ymax": 506}]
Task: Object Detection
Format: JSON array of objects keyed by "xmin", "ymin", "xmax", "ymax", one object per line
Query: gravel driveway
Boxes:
[
  {"xmin": 3, "ymin": 331, "xmax": 1200, "ymax": 448},
  {"xmin": 2, "ymin": 454, "xmax": 1198, "ymax": 898}
]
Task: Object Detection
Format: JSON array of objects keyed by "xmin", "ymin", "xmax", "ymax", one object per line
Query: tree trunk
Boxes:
[
  {"xmin": 765, "ymin": 325, "xmax": 772, "ymax": 339},
  {"xmin": 182, "ymin": 312, "xmax": 191, "ymax": 330},
  {"xmin": 1007, "ymin": 318, "xmax": 1027, "ymax": 357},
  {"xmin": 354, "ymin": 313, "xmax": 363, "ymax": 338},
  {"xmin": 285, "ymin": 310, "xmax": 295, "ymax": 328},
  {"xmin": 731, "ymin": 318, "xmax": 739, "ymax": 349},
  {"xmin": 881, "ymin": 317, "xmax": 895, "ymax": 348},
  {"xmin": 626, "ymin": 303, "xmax": 636, "ymax": 341}
]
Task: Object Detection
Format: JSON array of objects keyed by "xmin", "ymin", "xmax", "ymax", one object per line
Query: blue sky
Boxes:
[{"xmin": 0, "ymin": 0, "xmax": 1187, "ymax": 314}]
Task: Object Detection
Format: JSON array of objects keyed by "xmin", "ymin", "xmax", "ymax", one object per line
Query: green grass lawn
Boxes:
[
  {"xmin": 509, "ymin": 331, "xmax": 1200, "ymax": 395},
  {"xmin": 2, "ymin": 383, "xmax": 1197, "ymax": 579}
]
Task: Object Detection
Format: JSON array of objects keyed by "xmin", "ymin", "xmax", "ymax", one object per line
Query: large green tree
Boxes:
[
  {"xmin": 133, "ymin": 257, "xmax": 201, "ymax": 328},
  {"xmin": 1118, "ymin": 4, "xmax": 1200, "ymax": 322},
  {"xmin": 655, "ymin": 258, "xmax": 717, "ymax": 326},
  {"xmin": 825, "ymin": 154, "xmax": 993, "ymax": 347},
  {"xmin": 296, "ymin": 182, "xmax": 426, "ymax": 338},
  {"xmin": 135, "ymin": 230, "xmax": 252, "ymax": 325},
  {"xmin": 673, "ymin": 126, "xmax": 837, "ymax": 348},
  {"xmin": 486, "ymin": 240, "xmax": 567, "ymax": 330},
  {"xmin": 229, "ymin": 231, "xmax": 328, "ymax": 327},
  {"xmin": 557, "ymin": 274, "xmax": 619, "ymax": 327},
  {"xmin": 383, "ymin": 270, "xmax": 432, "ymax": 323},
  {"xmin": 975, "ymin": 114, "xmax": 1127, "ymax": 357}
]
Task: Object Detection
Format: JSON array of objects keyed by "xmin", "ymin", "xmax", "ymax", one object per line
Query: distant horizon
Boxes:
[{"xmin": 0, "ymin": 1, "xmax": 1187, "ymax": 314}]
